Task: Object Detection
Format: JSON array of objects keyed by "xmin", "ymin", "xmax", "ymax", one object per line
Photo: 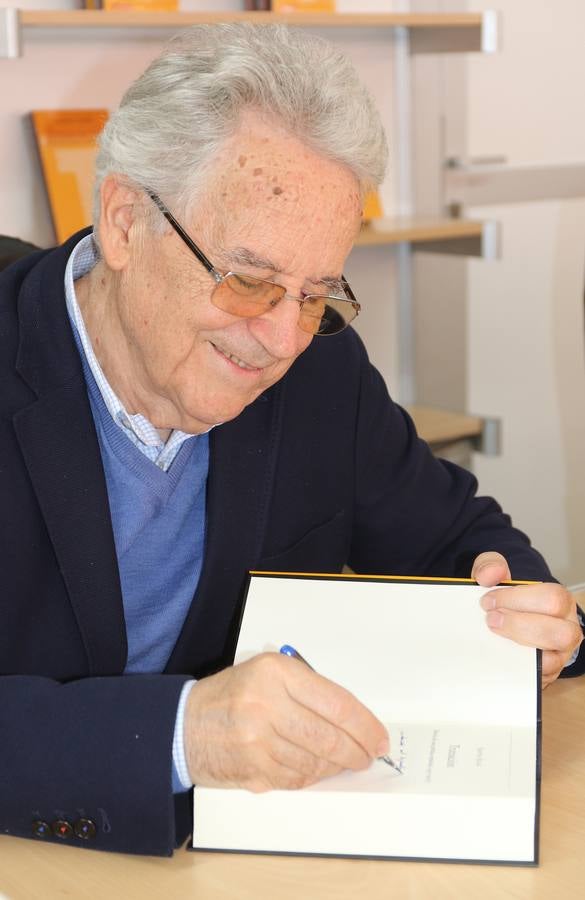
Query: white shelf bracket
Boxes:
[
  {"xmin": 0, "ymin": 7, "xmax": 20, "ymax": 58},
  {"xmin": 481, "ymin": 10, "xmax": 499, "ymax": 54},
  {"xmin": 473, "ymin": 416, "xmax": 502, "ymax": 456}
]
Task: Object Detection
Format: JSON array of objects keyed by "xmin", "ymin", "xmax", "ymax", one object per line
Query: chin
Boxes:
[
  {"xmin": 179, "ymin": 384, "xmax": 270, "ymax": 432},
  {"xmin": 181, "ymin": 401, "xmax": 248, "ymax": 432}
]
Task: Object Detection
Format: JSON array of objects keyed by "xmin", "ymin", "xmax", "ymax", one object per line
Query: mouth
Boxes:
[{"xmin": 210, "ymin": 342, "xmax": 267, "ymax": 373}]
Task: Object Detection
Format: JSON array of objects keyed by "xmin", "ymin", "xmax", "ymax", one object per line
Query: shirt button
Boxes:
[
  {"xmin": 52, "ymin": 819, "xmax": 74, "ymax": 839},
  {"xmin": 74, "ymin": 817, "xmax": 97, "ymax": 840},
  {"xmin": 31, "ymin": 819, "xmax": 51, "ymax": 839}
]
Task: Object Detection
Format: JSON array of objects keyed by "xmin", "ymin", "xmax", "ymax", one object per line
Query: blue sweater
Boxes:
[
  {"xmin": 74, "ymin": 338, "xmax": 208, "ymax": 793},
  {"xmin": 86, "ymin": 381, "xmax": 209, "ymax": 675}
]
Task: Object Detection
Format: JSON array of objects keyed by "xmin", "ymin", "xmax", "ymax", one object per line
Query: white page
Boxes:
[
  {"xmin": 236, "ymin": 576, "xmax": 538, "ymax": 727},
  {"xmin": 303, "ymin": 721, "xmax": 535, "ymax": 797}
]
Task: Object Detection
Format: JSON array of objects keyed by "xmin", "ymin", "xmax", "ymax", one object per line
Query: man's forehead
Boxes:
[
  {"xmin": 206, "ymin": 113, "xmax": 360, "ymax": 210},
  {"xmin": 197, "ymin": 113, "xmax": 362, "ymax": 283}
]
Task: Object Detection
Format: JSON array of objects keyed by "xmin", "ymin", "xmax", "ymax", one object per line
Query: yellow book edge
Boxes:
[{"xmin": 249, "ymin": 570, "xmax": 535, "ymax": 585}]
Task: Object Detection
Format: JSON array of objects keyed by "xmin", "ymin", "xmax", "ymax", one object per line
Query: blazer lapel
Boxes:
[
  {"xmin": 14, "ymin": 244, "xmax": 127, "ymax": 676},
  {"xmin": 166, "ymin": 385, "xmax": 284, "ymax": 677}
]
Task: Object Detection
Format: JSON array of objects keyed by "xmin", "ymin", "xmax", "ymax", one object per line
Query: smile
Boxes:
[{"xmin": 212, "ymin": 343, "xmax": 264, "ymax": 372}]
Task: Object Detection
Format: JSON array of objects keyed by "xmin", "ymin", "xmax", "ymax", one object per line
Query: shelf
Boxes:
[
  {"xmin": 356, "ymin": 218, "xmax": 498, "ymax": 259},
  {"xmin": 356, "ymin": 218, "xmax": 483, "ymax": 247},
  {"xmin": 2, "ymin": 9, "xmax": 498, "ymax": 57},
  {"xmin": 18, "ymin": 10, "xmax": 485, "ymax": 30},
  {"xmin": 407, "ymin": 405, "xmax": 484, "ymax": 448}
]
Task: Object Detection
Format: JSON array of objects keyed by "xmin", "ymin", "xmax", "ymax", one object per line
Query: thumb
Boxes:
[{"xmin": 471, "ymin": 551, "xmax": 511, "ymax": 587}]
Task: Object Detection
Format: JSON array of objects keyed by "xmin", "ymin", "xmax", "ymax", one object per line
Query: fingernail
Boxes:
[
  {"xmin": 480, "ymin": 592, "xmax": 496, "ymax": 610},
  {"xmin": 486, "ymin": 610, "xmax": 504, "ymax": 629},
  {"xmin": 375, "ymin": 739, "xmax": 389, "ymax": 758}
]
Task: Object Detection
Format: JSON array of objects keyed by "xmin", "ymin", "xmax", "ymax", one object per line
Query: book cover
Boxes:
[
  {"xmin": 362, "ymin": 189, "xmax": 383, "ymax": 222},
  {"xmin": 31, "ymin": 109, "xmax": 108, "ymax": 244},
  {"xmin": 193, "ymin": 572, "xmax": 540, "ymax": 864},
  {"xmin": 84, "ymin": 0, "xmax": 178, "ymax": 9},
  {"xmin": 272, "ymin": 1, "xmax": 335, "ymax": 12}
]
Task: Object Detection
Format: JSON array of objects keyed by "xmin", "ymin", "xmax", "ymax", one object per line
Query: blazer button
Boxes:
[
  {"xmin": 74, "ymin": 818, "xmax": 97, "ymax": 840},
  {"xmin": 52, "ymin": 819, "xmax": 74, "ymax": 839},
  {"xmin": 31, "ymin": 819, "xmax": 52, "ymax": 838}
]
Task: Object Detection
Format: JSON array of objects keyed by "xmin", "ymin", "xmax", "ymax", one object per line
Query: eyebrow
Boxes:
[
  {"xmin": 317, "ymin": 275, "xmax": 345, "ymax": 293},
  {"xmin": 222, "ymin": 246, "xmax": 281, "ymax": 272},
  {"xmin": 221, "ymin": 246, "xmax": 345, "ymax": 294}
]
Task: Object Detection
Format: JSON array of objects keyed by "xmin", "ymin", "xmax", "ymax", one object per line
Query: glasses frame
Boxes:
[{"xmin": 148, "ymin": 192, "xmax": 360, "ymax": 336}]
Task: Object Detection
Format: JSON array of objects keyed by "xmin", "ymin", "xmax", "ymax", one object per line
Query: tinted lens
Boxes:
[
  {"xmin": 214, "ymin": 272, "xmax": 285, "ymax": 316},
  {"xmin": 302, "ymin": 295, "xmax": 358, "ymax": 336},
  {"xmin": 212, "ymin": 273, "xmax": 358, "ymax": 336}
]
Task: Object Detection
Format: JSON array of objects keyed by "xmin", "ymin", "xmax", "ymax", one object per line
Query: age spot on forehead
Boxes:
[
  {"xmin": 272, "ymin": 186, "xmax": 283, "ymax": 195},
  {"xmin": 238, "ymin": 155, "xmax": 247, "ymax": 168},
  {"xmin": 253, "ymin": 167, "xmax": 263, "ymax": 176}
]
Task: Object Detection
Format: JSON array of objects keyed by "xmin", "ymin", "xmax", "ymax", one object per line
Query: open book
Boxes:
[{"xmin": 192, "ymin": 573, "xmax": 540, "ymax": 865}]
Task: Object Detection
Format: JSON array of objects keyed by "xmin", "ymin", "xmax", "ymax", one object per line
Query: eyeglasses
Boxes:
[{"xmin": 148, "ymin": 192, "xmax": 360, "ymax": 337}]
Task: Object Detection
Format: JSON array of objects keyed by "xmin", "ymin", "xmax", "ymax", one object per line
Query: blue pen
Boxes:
[{"xmin": 279, "ymin": 644, "xmax": 402, "ymax": 774}]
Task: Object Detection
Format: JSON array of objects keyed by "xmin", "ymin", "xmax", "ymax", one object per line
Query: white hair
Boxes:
[{"xmin": 94, "ymin": 23, "xmax": 388, "ymax": 226}]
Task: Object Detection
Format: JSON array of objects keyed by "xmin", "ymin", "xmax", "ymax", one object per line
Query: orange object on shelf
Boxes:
[
  {"xmin": 362, "ymin": 189, "xmax": 383, "ymax": 222},
  {"xmin": 84, "ymin": 0, "xmax": 178, "ymax": 8},
  {"xmin": 271, "ymin": 1, "xmax": 336, "ymax": 12},
  {"xmin": 31, "ymin": 109, "xmax": 109, "ymax": 243}
]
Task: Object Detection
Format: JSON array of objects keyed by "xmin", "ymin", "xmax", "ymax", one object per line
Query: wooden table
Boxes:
[{"xmin": 0, "ymin": 677, "xmax": 583, "ymax": 900}]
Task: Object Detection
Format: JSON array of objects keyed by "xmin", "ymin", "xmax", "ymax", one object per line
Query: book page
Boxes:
[
  {"xmin": 237, "ymin": 575, "xmax": 538, "ymax": 728},
  {"xmin": 307, "ymin": 722, "xmax": 536, "ymax": 798}
]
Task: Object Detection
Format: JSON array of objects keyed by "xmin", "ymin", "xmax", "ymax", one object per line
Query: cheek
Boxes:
[{"xmin": 131, "ymin": 263, "xmax": 225, "ymax": 349}]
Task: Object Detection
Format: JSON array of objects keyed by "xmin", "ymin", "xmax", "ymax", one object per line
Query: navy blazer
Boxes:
[{"xmin": 0, "ymin": 231, "xmax": 581, "ymax": 856}]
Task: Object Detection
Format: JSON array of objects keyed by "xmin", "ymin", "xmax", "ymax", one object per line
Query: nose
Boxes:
[{"xmin": 248, "ymin": 295, "xmax": 310, "ymax": 359}]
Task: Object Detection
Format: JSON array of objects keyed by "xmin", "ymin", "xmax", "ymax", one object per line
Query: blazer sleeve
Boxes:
[
  {"xmin": 345, "ymin": 336, "xmax": 585, "ymax": 675},
  {"xmin": 0, "ymin": 673, "xmax": 192, "ymax": 855},
  {"xmin": 347, "ymin": 340, "xmax": 553, "ymax": 581}
]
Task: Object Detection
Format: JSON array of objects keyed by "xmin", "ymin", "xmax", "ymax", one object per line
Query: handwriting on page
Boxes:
[
  {"xmin": 386, "ymin": 723, "xmax": 517, "ymax": 796},
  {"xmin": 306, "ymin": 721, "xmax": 531, "ymax": 798}
]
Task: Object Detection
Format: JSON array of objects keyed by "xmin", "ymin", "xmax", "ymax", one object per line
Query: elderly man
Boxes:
[{"xmin": 1, "ymin": 24, "xmax": 583, "ymax": 857}]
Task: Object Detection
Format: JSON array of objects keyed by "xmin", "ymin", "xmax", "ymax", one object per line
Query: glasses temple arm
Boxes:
[{"xmin": 147, "ymin": 191, "xmax": 218, "ymax": 276}]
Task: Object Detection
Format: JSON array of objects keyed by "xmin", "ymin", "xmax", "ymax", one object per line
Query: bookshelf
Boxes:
[
  {"xmin": 2, "ymin": 10, "xmax": 498, "ymax": 57},
  {"xmin": 407, "ymin": 405, "xmax": 483, "ymax": 449},
  {"xmin": 356, "ymin": 218, "xmax": 496, "ymax": 259},
  {"xmin": 0, "ymin": 7, "xmax": 498, "ymax": 450},
  {"xmin": 17, "ymin": 11, "xmax": 487, "ymax": 26}
]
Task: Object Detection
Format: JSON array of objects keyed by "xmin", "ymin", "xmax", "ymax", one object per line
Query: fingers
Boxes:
[
  {"xmin": 480, "ymin": 583, "xmax": 583, "ymax": 683},
  {"xmin": 272, "ymin": 691, "xmax": 376, "ymax": 771},
  {"xmin": 482, "ymin": 607, "xmax": 580, "ymax": 652},
  {"xmin": 481, "ymin": 582, "xmax": 575, "ymax": 617},
  {"xmin": 183, "ymin": 652, "xmax": 389, "ymax": 792},
  {"xmin": 471, "ymin": 551, "xmax": 512, "ymax": 587},
  {"xmin": 230, "ymin": 732, "xmax": 343, "ymax": 793},
  {"xmin": 282, "ymin": 658, "xmax": 389, "ymax": 762},
  {"xmin": 266, "ymin": 733, "xmax": 343, "ymax": 789},
  {"xmin": 541, "ymin": 650, "xmax": 569, "ymax": 689}
]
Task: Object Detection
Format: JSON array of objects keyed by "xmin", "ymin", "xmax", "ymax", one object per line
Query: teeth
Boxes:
[{"xmin": 217, "ymin": 346, "xmax": 256, "ymax": 370}]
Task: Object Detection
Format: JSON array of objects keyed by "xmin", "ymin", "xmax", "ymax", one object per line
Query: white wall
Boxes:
[{"xmin": 464, "ymin": 0, "xmax": 585, "ymax": 583}]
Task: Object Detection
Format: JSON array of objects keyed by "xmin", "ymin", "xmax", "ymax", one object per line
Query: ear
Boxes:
[{"xmin": 97, "ymin": 174, "xmax": 143, "ymax": 271}]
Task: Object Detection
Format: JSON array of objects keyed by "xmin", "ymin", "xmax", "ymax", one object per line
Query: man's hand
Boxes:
[
  {"xmin": 184, "ymin": 653, "xmax": 389, "ymax": 791},
  {"xmin": 472, "ymin": 551, "xmax": 583, "ymax": 688}
]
